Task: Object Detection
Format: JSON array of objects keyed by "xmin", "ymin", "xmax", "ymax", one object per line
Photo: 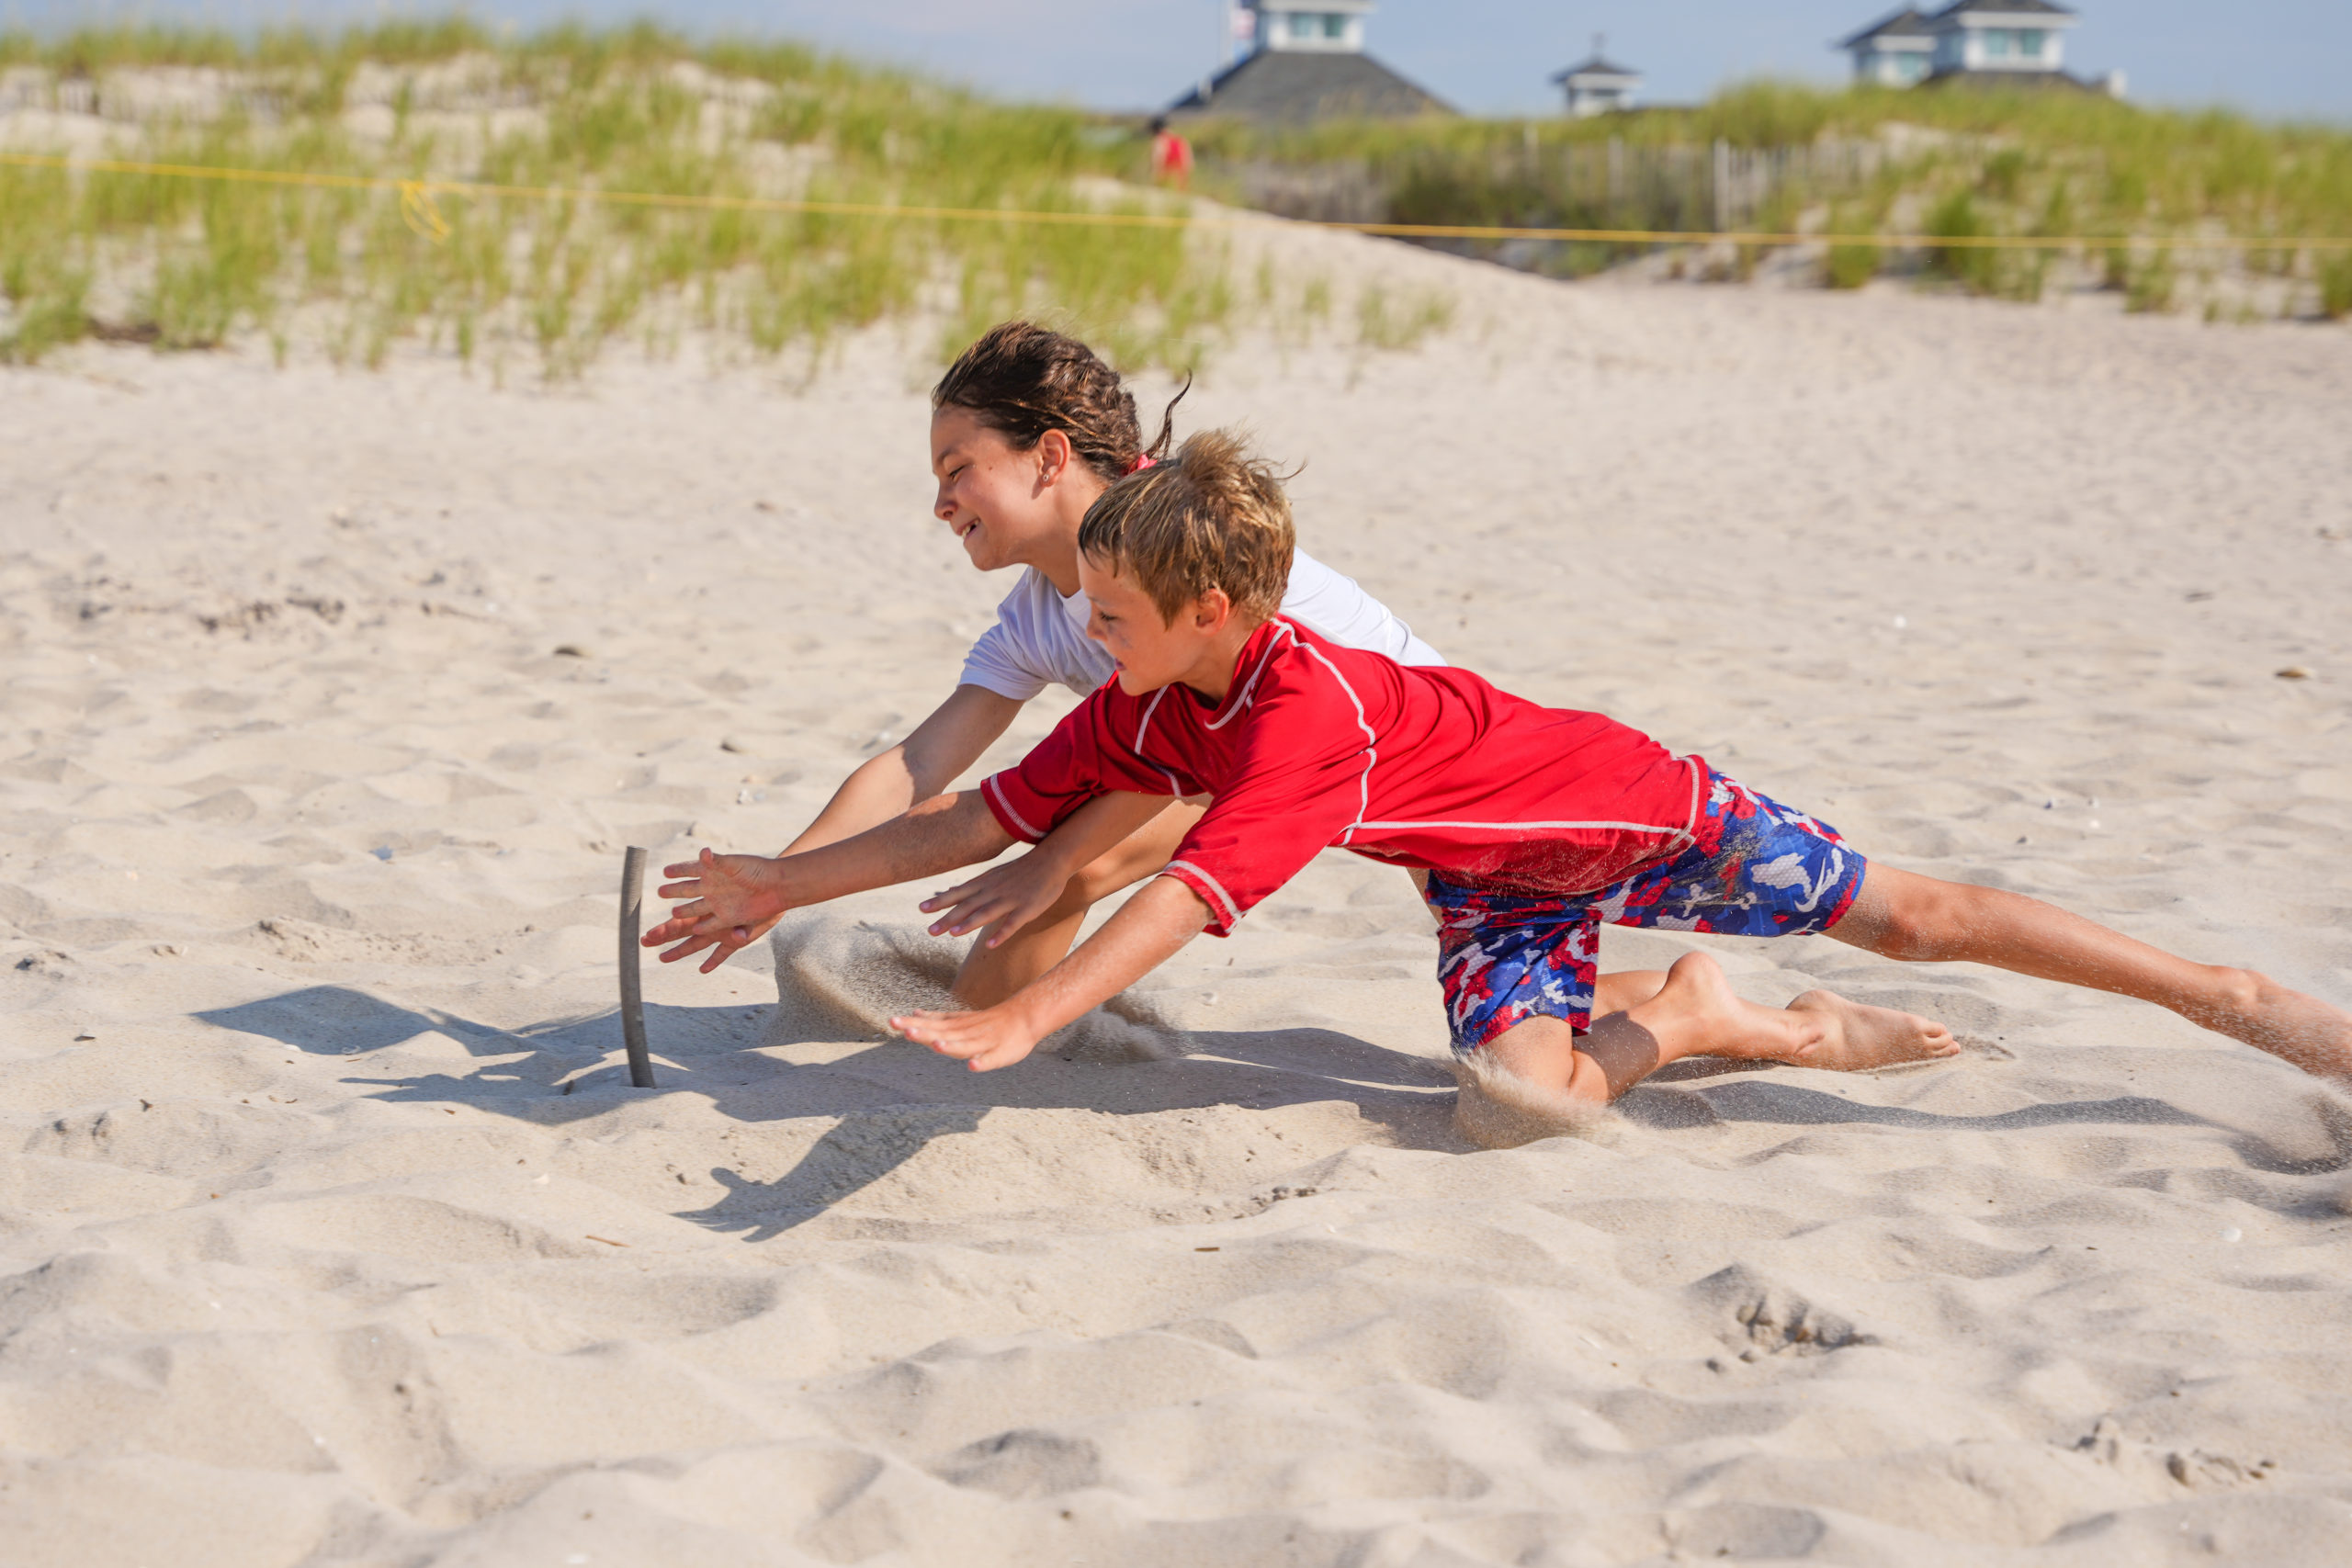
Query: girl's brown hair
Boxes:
[{"xmin": 931, "ymin": 321, "xmax": 1184, "ymax": 484}]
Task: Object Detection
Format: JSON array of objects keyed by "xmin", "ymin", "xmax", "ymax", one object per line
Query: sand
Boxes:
[{"xmin": 3, "ymin": 226, "xmax": 2351, "ymax": 1566}]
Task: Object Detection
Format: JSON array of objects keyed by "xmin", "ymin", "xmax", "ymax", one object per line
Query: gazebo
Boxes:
[
  {"xmin": 1550, "ymin": 39, "xmax": 1644, "ymax": 118},
  {"xmin": 1170, "ymin": 2, "xmax": 1451, "ymax": 123}
]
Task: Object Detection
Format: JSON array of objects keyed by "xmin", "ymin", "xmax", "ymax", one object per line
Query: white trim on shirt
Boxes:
[
  {"xmin": 1162, "ymin": 860, "xmax": 1243, "ymax": 929},
  {"xmin": 1297, "ymin": 639, "xmax": 1379, "ymax": 845}
]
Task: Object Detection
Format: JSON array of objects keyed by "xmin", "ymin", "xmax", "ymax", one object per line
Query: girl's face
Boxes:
[{"xmin": 930, "ymin": 406, "xmax": 1073, "ymax": 574}]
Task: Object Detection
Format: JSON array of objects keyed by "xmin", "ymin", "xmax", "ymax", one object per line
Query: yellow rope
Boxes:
[
  {"xmin": 4, "ymin": 147, "xmax": 2347, "ymax": 252},
  {"xmin": 396, "ymin": 180, "xmax": 450, "ymax": 243}
]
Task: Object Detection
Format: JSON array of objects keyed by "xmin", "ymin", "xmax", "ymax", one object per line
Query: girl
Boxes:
[{"xmin": 659, "ymin": 321, "xmax": 1673, "ymax": 1021}]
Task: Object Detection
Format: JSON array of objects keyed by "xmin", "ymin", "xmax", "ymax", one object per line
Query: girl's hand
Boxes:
[
  {"xmin": 889, "ymin": 1007, "xmax": 1041, "ymax": 1073},
  {"xmin": 641, "ymin": 848, "xmax": 792, "ymax": 968},
  {"xmin": 919, "ymin": 852, "xmax": 1072, "ymax": 946}
]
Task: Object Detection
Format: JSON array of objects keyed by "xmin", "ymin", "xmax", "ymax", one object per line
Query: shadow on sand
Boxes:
[
  {"xmin": 196, "ymin": 977, "xmax": 2352, "ymax": 1239},
  {"xmin": 195, "ymin": 983, "xmax": 1464, "ymax": 1236}
]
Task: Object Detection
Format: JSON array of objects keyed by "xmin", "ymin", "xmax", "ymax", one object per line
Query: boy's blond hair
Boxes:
[{"xmin": 1076, "ymin": 429, "xmax": 1295, "ymax": 625}]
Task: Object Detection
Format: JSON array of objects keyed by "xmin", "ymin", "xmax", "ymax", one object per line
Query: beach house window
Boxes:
[
  {"xmin": 1984, "ymin": 28, "xmax": 2014, "ymax": 58},
  {"xmin": 1290, "ymin": 11, "xmax": 1317, "ymax": 39},
  {"xmin": 1324, "ymin": 13, "xmax": 1347, "ymax": 38},
  {"xmin": 2018, "ymin": 29, "xmax": 2046, "ymax": 57}
]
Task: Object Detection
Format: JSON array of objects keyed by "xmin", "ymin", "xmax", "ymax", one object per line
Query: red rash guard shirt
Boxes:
[{"xmin": 981, "ymin": 618, "xmax": 1705, "ymax": 936}]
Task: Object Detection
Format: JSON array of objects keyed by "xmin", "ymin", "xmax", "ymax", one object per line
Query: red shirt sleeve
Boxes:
[
  {"xmin": 981, "ymin": 686, "xmax": 1183, "ymax": 844},
  {"xmin": 1158, "ymin": 683, "xmax": 1372, "ymax": 936}
]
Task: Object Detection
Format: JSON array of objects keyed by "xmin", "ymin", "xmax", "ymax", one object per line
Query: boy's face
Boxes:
[
  {"xmin": 1078, "ymin": 554, "xmax": 1224, "ymax": 696},
  {"xmin": 930, "ymin": 407, "xmax": 1066, "ymax": 574}
]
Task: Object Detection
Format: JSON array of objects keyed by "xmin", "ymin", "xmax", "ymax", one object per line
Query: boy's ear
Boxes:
[{"xmin": 1190, "ymin": 587, "xmax": 1233, "ymax": 632}]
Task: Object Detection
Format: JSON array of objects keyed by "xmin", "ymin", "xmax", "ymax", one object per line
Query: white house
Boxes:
[
  {"xmin": 1924, "ymin": 0, "xmax": 2077, "ymax": 77},
  {"xmin": 1551, "ymin": 39, "xmax": 1644, "ymax": 118},
  {"xmin": 1839, "ymin": 0, "xmax": 2109, "ymax": 90}
]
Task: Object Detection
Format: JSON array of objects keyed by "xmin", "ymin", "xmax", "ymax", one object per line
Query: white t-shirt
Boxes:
[{"xmin": 959, "ymin": 548, "xmax": 1443, "ymax": 701}]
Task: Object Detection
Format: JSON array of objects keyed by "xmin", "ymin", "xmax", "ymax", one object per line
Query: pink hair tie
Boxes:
[{"xmin": 1123, "ymin": 454, "xmax": 1157, "ymax": 476}]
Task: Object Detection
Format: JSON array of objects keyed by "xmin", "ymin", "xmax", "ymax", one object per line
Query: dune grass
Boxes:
[
  {"xmin": 0, "ymin": 21, "xmax": 1235, "ymax": 375},
  {"xmin": 1190, "ymin": 81, "xmax": 2352, "ymax": 314}
]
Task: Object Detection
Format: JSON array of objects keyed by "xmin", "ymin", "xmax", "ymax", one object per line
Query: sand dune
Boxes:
[{"xmin": 3, "ymin": 227, "xmax": 2351, "ymax": 1565}]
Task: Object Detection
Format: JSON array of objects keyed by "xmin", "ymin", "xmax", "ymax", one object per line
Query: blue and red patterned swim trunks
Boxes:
[{"xmin": 1428, "ymin": 768, "xmax": 1866, "ymax": 1054}]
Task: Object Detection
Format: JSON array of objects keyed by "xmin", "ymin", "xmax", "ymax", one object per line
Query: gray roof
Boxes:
[
  {"xmin": 1920, "ymin": 63, "xmax": 2099, "ymax": 90},
  {"xmin": 1928, "ymin": 0, "xmax": 2076, "ymax": 17},
  {"xmin": 1550, "ymin": 55, "xmax": 1642, "ymax": 84},
  {"xmin": 1838, "ymin": 7, "xmax": 1934, "ymax": 47},
  {"xmin": 1170, "ymin": 50, "xmax": 1453, "ymax": 122}
]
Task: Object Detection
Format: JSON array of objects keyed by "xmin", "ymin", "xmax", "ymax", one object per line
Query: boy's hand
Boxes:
[
  {"xmin": 919, "ymin": 852, "xmax": 1071, "ymax": 947},
  {"xmin": 645, "ymin": 910, "xmax": 786, "ymax": 975},
  {"xmin": 641, "ymin": 848, "xmax": 793, "ymax": 972},
  {"xmin": 889, "ymin": 1006, "xmax": 1042, "ymax": 1073}
]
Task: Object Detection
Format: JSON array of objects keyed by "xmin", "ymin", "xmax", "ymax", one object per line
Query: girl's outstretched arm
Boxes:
[
  {"xmin": 892, "ymin": 874, "xmax": 1211, "ymax": 1071},
  {"xmin": 787, "ymin": 684, "xmax": 1023, "ymax": 853},
  {"xmin": 646, "ymin": 790, "xmax": 1014, "ymax": 968},
  {"xmin": 660, "ymin": 684, "xmax": 1023, "ymax": 972}
]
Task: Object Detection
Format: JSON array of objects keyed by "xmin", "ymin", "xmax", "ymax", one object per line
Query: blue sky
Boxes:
[{"xmin": 11, "ymin": 2, "xmax": 2348, "ymax": 122}]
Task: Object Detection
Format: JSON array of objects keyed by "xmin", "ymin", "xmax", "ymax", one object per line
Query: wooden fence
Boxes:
[{"xmin": 1224, "ymin": 137, "xmax": 1897, "ymax": 240}]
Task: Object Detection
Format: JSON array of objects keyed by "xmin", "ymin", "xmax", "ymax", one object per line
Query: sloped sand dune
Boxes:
[{"xmin": 2, "ymin": 229, "xmax": 2350, "ymax": 1565}]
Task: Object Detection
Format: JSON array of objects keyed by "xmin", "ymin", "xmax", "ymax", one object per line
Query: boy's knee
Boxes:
[
  {"xmin": 1451, "ymin": 1052, "xmax": 1613, "ymax": 1150},
  {"xmin": 1862, "ymin": 901, "xmax": 1944, "ymax": 962},
  {"xmin": 2200, "ymin": 964, "xmax": 2269, "ymax": 1014}
]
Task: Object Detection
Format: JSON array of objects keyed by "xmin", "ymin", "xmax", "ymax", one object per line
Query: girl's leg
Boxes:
[
  {"xmin": 1833, "ymin": 864, "xmax": 2352, "ymax": 1080},
  {"xmin": 951, "ymin": 803, "xmax": 1205, "ymax": 1009}
]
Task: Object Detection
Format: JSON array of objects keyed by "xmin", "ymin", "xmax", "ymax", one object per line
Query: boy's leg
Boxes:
[
  {"xmin": 1833, "ymin": 864, "xmax": 2352, "ymax": 1081},
  {"xmin": 1433, "ymin": 871, "xmax": 1956, "ymax": 1147},
  {"xmin": 1594, "ymin": 970, "xmax": 1668, "ymax": 1015},
  {"xmin": 1478, "ymin": 950, "xmax": 1955, "ymax": 1105},
  {"xmin": 1453, "ymin": 950, "xmax": 1951, "ymax": 1148}
]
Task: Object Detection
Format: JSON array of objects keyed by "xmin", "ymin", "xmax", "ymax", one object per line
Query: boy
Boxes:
[{"xmin": 648, "ymin": 433, "xmax": 2352, "ymax": 1134}]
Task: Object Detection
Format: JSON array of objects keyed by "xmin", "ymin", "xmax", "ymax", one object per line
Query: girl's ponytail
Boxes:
[{"xmin": 1143, "ymin": 375, "xmax": 1190, "ymax": 466}]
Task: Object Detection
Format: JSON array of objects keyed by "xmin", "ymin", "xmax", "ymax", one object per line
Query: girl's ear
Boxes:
[{"xmin": 1035, "ymin": 428, "xmax": 1074, "ymax": 486}]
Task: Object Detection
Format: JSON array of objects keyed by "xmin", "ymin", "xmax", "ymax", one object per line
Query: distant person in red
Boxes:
[{"xmin": 1149, "ymin": 116, "xmax": 1193, "ymax": 190}]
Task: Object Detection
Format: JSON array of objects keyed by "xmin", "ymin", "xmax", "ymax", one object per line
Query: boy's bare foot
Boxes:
[
  {"xmin": 1626, "ymin": 955, "xmax": 1954, "ymax": 1072},
  {"xmin": 1607, "ymin": 953, "xmax": 1955, "ymax": 1076},
  {"xmin": 1783, "ymin": 989, "xmax": 1959, "ymax": 1071},
  {"xmin": 2190, "ymin": 970, "xmax": 2352, "ymax": 1083}
]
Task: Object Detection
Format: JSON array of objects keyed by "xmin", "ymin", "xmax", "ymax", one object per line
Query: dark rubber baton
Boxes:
[{"xmin": 618, "ymin": 846, "xmax": 657, "ymax": 1089}]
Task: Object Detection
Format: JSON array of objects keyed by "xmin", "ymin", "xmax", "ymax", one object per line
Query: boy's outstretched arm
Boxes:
[
  {"xmin": 645, "ymin": 790, "xmax": 1014, "ymax": 969},
  {"xmin": 892, "ymin": 875, "xmax": 1211, "ymax": 1072}
]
